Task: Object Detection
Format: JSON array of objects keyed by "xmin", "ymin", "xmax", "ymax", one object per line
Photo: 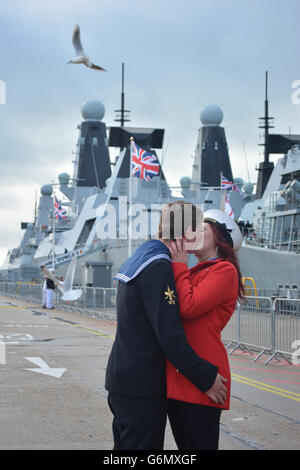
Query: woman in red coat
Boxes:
[{"xmin": 166, "ymin": 209, "xmax": 244, "ymax": 450}]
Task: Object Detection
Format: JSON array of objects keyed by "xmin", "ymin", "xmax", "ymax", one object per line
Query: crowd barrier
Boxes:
[
  {"xmin": 222, "ymin": 296, "xmax": 300, "ymax": 364},
  {"xmin": 0, "ymin": 283, "xmax": 299, "ymax": 364},
  {"xmin": 0, "ymin": 282, "xmax": 117, "ymax": 322}
]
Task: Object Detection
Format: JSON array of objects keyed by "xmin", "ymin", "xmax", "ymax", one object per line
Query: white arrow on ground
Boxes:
[{"xmin": 24, "ymin": 357, "xmax": 66, "ymax": 378}]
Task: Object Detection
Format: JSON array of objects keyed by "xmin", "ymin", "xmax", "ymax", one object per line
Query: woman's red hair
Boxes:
[{"xmin": 210, "ymin": 224, "xmax": 245, "ymax": 301}]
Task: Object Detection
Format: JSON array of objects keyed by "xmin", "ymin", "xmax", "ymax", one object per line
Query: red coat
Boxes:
[{"xmin": 166, "ymin": 258, "xmax": 238, "ymax": 409}]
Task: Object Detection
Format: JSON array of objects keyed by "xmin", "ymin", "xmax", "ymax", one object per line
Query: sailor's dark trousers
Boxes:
[
  {"xmin": 167, "ymin": 398, "xmax": 222, "ymax": 450},
  {"xmin": 107, "ymin": 392, "xmax": 167, "ymax": 450}
]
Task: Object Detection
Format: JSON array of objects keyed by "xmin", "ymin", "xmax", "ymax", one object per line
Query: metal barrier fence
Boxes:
[
  {"xmin": 0, "ymin": 282, "xmax": 118, "ymax": 322},
  {"xmin": 0, "ymin": 283, "xmax": 299, "ymax": 364},
  {"xmin": 272, "ymin": 297, "xmax": 300, "ymax": 362},
  {"xmin": 72, "ymin": 287, "xmax": 117, "ymax": 315},
  {"xmin": 222, "ymin": 296, "xmax": 300, "ymax": 364}
]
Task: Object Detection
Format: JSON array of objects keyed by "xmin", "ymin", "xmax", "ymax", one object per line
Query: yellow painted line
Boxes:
[
  {"xmin": 0, "ymin": 304, "xmax": 115, "ymax": 339},
  {"xmin": 71, "ymin": 323, "xmax": 115, "ymax": 340},
  {"xmin": 232, "ymin": 377, "xmax": 300, "ymax": 403},
  {"xmin": 232, "ymin": 373, "xmax": 300, "ymax": 398},
  {"xmin": 232, "ymin": 373, "xmax": 300, "ymax": 403},
  {"xmin": 52, "ymin": 318, "xmax": 115, "ymax": 340}
]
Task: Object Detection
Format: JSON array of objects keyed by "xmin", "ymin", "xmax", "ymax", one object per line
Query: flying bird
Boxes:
[
  {"xmin": 41, "ymin": 253, "xmax": 82, "ymax": 302},
  {"xmin": 68, "ymin": 24, "xmax": 107, "ymax": 71}
]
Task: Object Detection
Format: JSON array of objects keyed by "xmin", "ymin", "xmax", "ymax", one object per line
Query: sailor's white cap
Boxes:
[{"xmin": 204, "ymin": 209, "xmax": 243, "ymax": 252}]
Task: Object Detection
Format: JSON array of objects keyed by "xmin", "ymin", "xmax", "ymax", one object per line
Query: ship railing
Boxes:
[
  {"xmin": 243, "ymin": 286, "xmax": 300, "ymax": 299},
  {"xmin": 267, "ymin": 239, "xmax": 300, "ymax": 252},
  {"xmin": 1, "ymin": 283, "xmax": 300, "ymax": 365},
  {"xmin": 243, "ymin": 232, "xmax": 300, "ymax": 253},
  {"xmin": 242, "ymin": 228, "xmax": 266, "ymax": 247}
]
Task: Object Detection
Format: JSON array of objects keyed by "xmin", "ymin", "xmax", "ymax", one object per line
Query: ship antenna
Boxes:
[
  {"xmin": 34, "ymin": 189, "xmax": 37, "ymax": 224},
  {"xmin": 255, "ymin": 71, "xmax": 276, "ymax": 198},
  {"xmin": 258, "ymin": 71, "xmax": 274, "ymax": 164},
  {"xmin": 114, "ymin": 62, "xmax": 131, "ymax": 127},
  {"xmin": 242, "ymin": 139, "xmax": 250, "ymax": 183}
]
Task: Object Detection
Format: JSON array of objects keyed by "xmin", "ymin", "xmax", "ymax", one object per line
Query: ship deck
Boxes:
[{"xmin": 0, "ymin": 295, "xmax": 299, "ymax": 451}]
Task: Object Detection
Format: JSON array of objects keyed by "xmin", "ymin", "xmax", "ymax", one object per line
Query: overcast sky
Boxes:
[{"xmin": 0, "ymin": 0, "xmax": 299, "ymax": 263}]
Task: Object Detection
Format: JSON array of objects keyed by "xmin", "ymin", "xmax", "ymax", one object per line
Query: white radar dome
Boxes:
[
  {"xmin": 200, "ymin": 105, "xmax": 223, "ymax": 127},
  {"xmin": 40, "ymin": 184, "xmax": 53, "ymax": 196},
  {"xmin": 180, "ymin": 176, "xmax": 191, "ymax": 189},
  {"xmin": 234, "ymin": 177, "xmax": 244, "ymax": 188},
  {"xmin": 243, "ymin": 182, "xmax": 254, "ymax": 194},
  {"xmin": 81, "ymin": 99, "xmax": 105, "ymax": 121},
  {"xmin": 59, "ymin": 173, "xmax": 70, "ymax": 185}
]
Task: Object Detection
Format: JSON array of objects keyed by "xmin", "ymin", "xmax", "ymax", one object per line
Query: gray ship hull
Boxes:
[{"xmin": 238, "ymin": 243, "xmax": 300, "ymax": 291}]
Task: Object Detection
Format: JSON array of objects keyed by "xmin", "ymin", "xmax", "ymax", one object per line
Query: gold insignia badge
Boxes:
[{"xmin": 164, "ymin": 285, "xmax": 176, "ymax": 305}]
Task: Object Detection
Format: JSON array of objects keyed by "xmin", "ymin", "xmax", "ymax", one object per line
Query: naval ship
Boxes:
[
  {"xmin": 1, "ymin": 71, "xmax": 299, "ymax": 297},
  {"xmin": 238, "ymin": 73, "xmax": 300, "ymax": 296}
]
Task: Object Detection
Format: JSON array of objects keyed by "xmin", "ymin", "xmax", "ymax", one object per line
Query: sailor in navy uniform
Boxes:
[{"xmin": 105, "ymin": 239, "xmax": 227, "ymax": 450}]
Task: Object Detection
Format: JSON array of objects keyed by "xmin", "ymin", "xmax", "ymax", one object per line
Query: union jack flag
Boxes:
[
  {"xmin": 221, "ymin": 175, "xmax": 242, "ymax": 195},
  {"xmin": 131, "ymin": 141, "xmax": 160, "ymax": 182},
  {"xmin": 53, "ymin": 195, "xmax": 67, "ymax": 220}
]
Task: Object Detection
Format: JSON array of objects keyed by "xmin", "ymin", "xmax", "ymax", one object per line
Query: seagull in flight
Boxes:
[{"xmin": 68, "ymin": 24, "xmax": 107, "ymax": 71}]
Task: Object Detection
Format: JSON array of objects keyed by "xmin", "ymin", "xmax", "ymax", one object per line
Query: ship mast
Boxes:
[
  {"xmin": 256, "ymin": 71, "xmax": 275, "ymax": 198},
  {"xmin": 259, "ymin": 71, "xmax": 274, "ymax": 164},
  {"xmin": 114, "ymin": 63, "xmax": 131, "ymax": 127}
]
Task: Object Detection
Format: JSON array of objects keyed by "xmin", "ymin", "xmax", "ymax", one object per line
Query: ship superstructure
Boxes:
[
  {"xmin": 238, "ymin": 73, "xmax": 300, "ymax": 293},
  {"xmin": 239, "ymin": 144, "xmax": 300, "ymax": 292},
  {"xmin": 2, "ymin": 71, "xmax": 298, "ymax": 295},
  {"xmin": 0, "ymin": 97, "xmax": 244, "ymax": 284}
]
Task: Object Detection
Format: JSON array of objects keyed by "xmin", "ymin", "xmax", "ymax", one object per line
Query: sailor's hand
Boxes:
[
  {"xmin": 205, "ymin": 373, "xmax": 228, "ymax": 405},
  {"xmin": 169, "ymin": 239, "xmax": 188, "ymax": 264}
]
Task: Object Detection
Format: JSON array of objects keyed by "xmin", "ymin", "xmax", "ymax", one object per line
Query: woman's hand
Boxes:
[{"xmin": 169, "ymin": 239, "xmax": 188, "ymax": 264}]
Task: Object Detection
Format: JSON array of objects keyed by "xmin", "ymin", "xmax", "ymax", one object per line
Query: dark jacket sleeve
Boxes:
[{"xmin": 137, "ymin": 259, "xmax": 218, "ymax": 392}]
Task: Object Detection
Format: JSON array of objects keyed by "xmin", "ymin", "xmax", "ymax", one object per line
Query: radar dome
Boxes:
[
  {"xmin": 180, "ymin": 176, "xmax": 191, "ymax": 189},
  {"xmin": 81, "ymin": 99, "xmax": 105, "ymax": 121},
  {"xmin": 234, "ymin": 177, "xmax": 244, "ymax": 188},
  {"xmin": 40, "ymin": 184, "xmax": 53, "ymax": 196},
  {"xmin": 59, "ymin": 172, "xmax": 70, "ymax": 185},
  {"xmin": 243, "ymin": 182, "xmax": 254, "ymax": 194},
  {"xmin": 200, "ymin": 105, "xmax": 223, "ymax": 127}
]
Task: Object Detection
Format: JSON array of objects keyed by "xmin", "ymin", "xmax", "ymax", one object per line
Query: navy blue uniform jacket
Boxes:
[{"xmin": 105, "ymin": 241, "xmax": 218, "ymax": 398}]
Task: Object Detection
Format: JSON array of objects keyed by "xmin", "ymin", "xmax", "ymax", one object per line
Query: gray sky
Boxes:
[{"xmin": 0, "ymin": 0, "xmax": 299, "ymax": 263}]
